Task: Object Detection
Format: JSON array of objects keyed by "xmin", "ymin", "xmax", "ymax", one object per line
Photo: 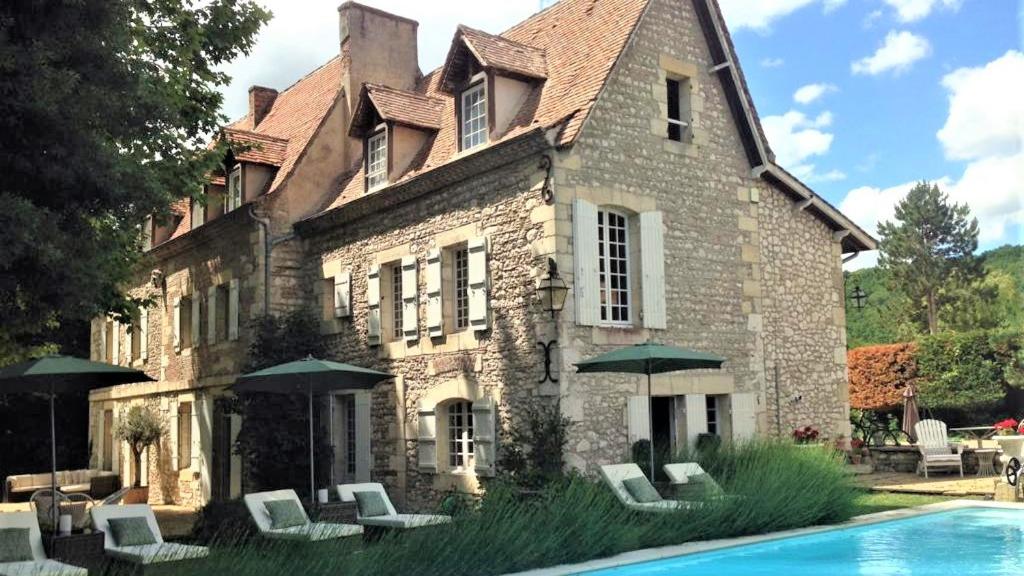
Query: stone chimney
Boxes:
[
  {"xmin": 338, "ymin": 2, "xmax": 420, "ymax": 114},
  {"xmin": 248, "ymin": 86, "xmax": 278, "ymax": 128}
]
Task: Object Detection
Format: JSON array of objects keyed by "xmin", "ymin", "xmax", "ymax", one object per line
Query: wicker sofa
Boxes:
[{"xmin": 4, "ymin": 469, "xmax": 120, "ymax": 502}]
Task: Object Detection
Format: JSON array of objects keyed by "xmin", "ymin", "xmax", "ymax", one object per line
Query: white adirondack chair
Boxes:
[{"xmin": 914, "ymin": 419, "xmax": 963, "ymax": 478}]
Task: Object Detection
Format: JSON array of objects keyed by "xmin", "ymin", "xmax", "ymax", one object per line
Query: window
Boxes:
[
  {"xmin": 391, "ymin": 262, "xmax": 403, "ymax": 340},
  {"xmin": 130, "ymin": 316, "xmax": 142, "ymax": 360},
  {"xmin": 447, "ymin": 401, "xmax": 474, "ymax": 470},
  {"xmin": 454, "ymin": 247, "xmax": 469, "ymax": 330},
  {"xmin": 365, "ymin": 131, "xmax": 388, "ymax": 192},
  {"xmin": 190, "ymin": 198, "xmax": 205, "ymax": 229},
  {"xmin": 102, "ymin": 410, "xmax": 113, "ymax": 471},
  {"xmin": 104, "ymin": 322, "xmax": 114, "ymax": 363},
  {"xmin": 216, "ymin": 284, "xmax": 230, "ymax": 342},
  {"xmin": 179, "ymin": 296, "xmax": 193, "ymax": 350},
  {"xmin": 460, "ymin": 83, "xmax": 487, "ymax": 150},
  {"xmin": 706, "ymin": 395, "xmax": 719, "ymax": 436},
  {"xmin": 666, "ymin": 77, "xmax": 690, "ymax": 142},
  {"xmin": 225, "ymin": 166, "xmax": 242, "ymax": 212},
  {"xmin": 597, "ymin": 209, "xmax": 630, "ymax": 324},
  {"xmin": 178, "ymin": 402, "xmax": 192, "ymax": 470},
  {"xmin": 345, "ymin": 396, "xmax": 357, "ymax": 476}
]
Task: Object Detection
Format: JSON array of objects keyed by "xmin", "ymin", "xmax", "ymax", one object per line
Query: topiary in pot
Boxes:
[{"xmin": 115, "ymin": 405, "xmax": 164, "ymax": 504}]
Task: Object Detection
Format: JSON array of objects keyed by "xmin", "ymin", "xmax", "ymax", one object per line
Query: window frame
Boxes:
[
  {"xmin": 706, "ymin": 395, "xmax": 719, "ymax": 436},
  {"xmin": 665, "ymin": 76, "xmax": 690, "ymax": 142},
  {"xmin": 390, "ymin": 262, "xmax": 404, "ymax": 341},
  {"xmin": 597, "ymin": 208, "xmax": 632, "ymax": 326},
  {"xmin": 459, "ymin": 81, "xmax": 488, "ymax": 151},
  {"xmin": 225, "ymin": 165, "xmax": 243, "ymax": 213},
  {"xmin": 364, "ymin": 128, "xmax": 389, "ymax": 192},
  {"xmin": 447, "ymin": 400, "xmax": 475, "ymax": 471},
  {"xmin": 453, "ymin": 247, "xmax": 470, "ymax": 331},
  {"xmin": 178, "ymin": 401, "xmax": 193, "ymax": 470}
]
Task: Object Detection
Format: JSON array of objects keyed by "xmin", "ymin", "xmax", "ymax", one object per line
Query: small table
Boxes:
[
  {"xmin": 974, "ymin": 448, "xmax": 999, "ymax": 476},
  {"xmin": 43, "ymin": 531, "xmax": 105, "ymax": 570},
  {"xmin": 308, "ymin": 501, "xmax": 358, "ymax": 524},
  {"xmin": 950, "ymin": 426, "xmax": 996, "ymax": 449}
]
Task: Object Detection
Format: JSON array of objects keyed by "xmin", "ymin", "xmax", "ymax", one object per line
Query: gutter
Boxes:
[{"xmin": 247, "ymin": 204, "xmax": 296, "ymax": 315}]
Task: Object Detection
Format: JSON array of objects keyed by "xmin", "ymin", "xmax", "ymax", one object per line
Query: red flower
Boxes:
[{"xmin": 994, "ymin": 418, "xmax": 1018, "ymax": 431}]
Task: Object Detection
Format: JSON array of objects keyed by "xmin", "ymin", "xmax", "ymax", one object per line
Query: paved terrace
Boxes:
[{"xmin": 0, "ymin": 503, "xmax": 198, "ymax": 538}]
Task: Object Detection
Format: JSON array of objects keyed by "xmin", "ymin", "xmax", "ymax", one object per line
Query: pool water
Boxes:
[{"xmin": 585, "ymin": 508, "xmax": 1024, "ymax": 575}]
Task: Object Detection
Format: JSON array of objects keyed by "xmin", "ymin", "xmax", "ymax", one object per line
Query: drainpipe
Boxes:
[
  {"xmin": 842, "ymin": 251, "xmax": 860, "ymax": 265},
  {"xmin": 248, "ymin": 205, "xmax": 272, "ymax": 315}
]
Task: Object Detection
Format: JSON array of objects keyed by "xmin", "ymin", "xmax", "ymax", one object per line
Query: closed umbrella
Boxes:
[
  {"xmin": 232, "ymin": 356, "xmax": 393, "ymax": 503},
  {"xmin": 902, "ymin": 384, "xmax": 921, "ymax": 443},
  {"xmin": 0, "ymin": 355, "xmax": 154, "ymax": 539},
  {"xmin": 575, "ymin": 342, "xmax": 725, "ymax": 481}
]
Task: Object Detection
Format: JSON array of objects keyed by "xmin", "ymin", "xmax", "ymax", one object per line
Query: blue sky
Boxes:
[{"xmin": 218, "ymin": 0, "xmax": 1023, "ymax": 269}]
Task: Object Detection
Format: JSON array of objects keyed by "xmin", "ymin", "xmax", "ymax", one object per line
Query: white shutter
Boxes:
[
  {"xmin": 425, "ymin": 249, "xmax": 443, "ymax": 337},
  {"xmin": 191, "ymin": 397, "xmax": 201, "ymax": 471},
  {"xmin": 627, "ymin": 396, "xmax": 651, "ymax": 443},
  {"xmin": 472, "ymin": 398, "xmax": 496, "ymax": 476},
  {"xmin": 467, "ymin": 237, "xmax": 489, "ymax": 331},
  {"xmin": 417, "ymin": 406, "xmax": 437, "ymax": 472},
  {"xmin": 111, "ymin": 409, "xmax": 120, "ymax": 476},
  {"xmin": 198, "ymin": 394, "xmax": 213, "ymax": 504},
  {"xmin": 228, "ymin": 279, "xmax": 240, "ymax": 341},
  {"xmin": 111, "ymin": 322, "xmax": 120, "ymax": 365},
  {"xmin": 139, "ymin": 308, "xmax": 148, "ymax": 361},
  {"xmin": 573, "ymin": 199, "xmax": 600, "ymax": 326},
  {"xmin": 173, "ymin": 298, "xmax": 182, "ymax": 352},
  {"xmin": 334, "ymin": 271, "xmax": 351, "ymax": 318},
  {"xmin": 401, "ymin": 256, "xmax": 418, "ymax": 341},
  {"xmin": 191, "ymin": 295, "xmax": 201, "ymax": 349},
  {"xmin": 730, "ymin": 392, "xmax": 758, "ymax": 442},
  {"xmin": 126, "ymin": 320, "xmax": 134, "ymax": 364},
  {"xmin": 640, "ymin": 211, "xmax": 667, "ymax": 329},
  {"xmin": 169, "ymin": 398, "xmax": 179, "ymax": 470},
  {"xmin": 684, "ymin": 394, "xmax": 708, "ymax": 449},
  {"xmin": 207, "ymin": 286, "xmax": 218, "ymax": 345},
  {"xmin": 355, "ymin": 391, "xmax": 372, "ymax": 482},
  {"xmin": 229, "ymin": 415, "xmax": 242, "ymax": 498},
  {"xmin": 95, "ymin": 319, "xmax": 105, "ymax": 361},
  {"xmin": 367, "ymin": 264, "xmax": 381, "ymax": 344}
]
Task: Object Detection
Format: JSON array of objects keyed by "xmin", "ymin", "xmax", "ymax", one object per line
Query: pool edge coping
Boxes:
[{"xmin": 503, "ymin": 499, "xmax": 1024, "ymax": 576}]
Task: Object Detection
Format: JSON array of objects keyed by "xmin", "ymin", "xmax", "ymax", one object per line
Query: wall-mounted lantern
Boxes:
[{"xmin": 535, "ymin": 258, "xmax": 568, "ymax": 318}]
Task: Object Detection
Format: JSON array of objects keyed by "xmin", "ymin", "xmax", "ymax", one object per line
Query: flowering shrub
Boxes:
[
  {"xmin": 850, "ymin": 438, "xmax": 865, "ymax": 450},
  {"xmin": 994, "ymin": 418, "xmax": 1018, "ymax": 435},
  {"xmin": 792, "ymin": 426, "xmax": 820, "ymax": 444},
  {"xmin": 848, "ymin": 343, "xmax": 919, "ymax": 411}
]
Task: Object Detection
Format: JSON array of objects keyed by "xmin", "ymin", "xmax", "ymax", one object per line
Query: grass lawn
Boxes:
[{"xmin": 851, "ymin": 490, "xmax": 961, "ymax": 516}]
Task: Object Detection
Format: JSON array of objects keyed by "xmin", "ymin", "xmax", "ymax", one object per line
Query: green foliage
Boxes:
[
  {"xmin": 0, "ymin": 0, "xmax": 270, "ymax": 360},
  {"xmin": 877, "ymin": 182, "xmax": 981, "ymax": 335},
  {"xmin": 165, "ymin": 440, "xmax": 858, "ymax": 576},
  {"xmin": 115, "ymin": 406, "xmax": 164, "ymax": 488},
  {"xmin": 497, "ymin": 403, "xmax": 574, "ymax": 489},
  {"xmin": 235, "ymin": 309, "xmax": 331, "ymax": 499}
]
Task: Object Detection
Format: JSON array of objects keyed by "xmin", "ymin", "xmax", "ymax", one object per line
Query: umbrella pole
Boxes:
[
  {"xmin": 308, "ymin": 384, "xmax": 315, "ymax": 509},
  {"xmin": 647, "ymin": 369, "xmax": 655, "ymax": 483},
  {"xmin": 49, "ymin": 390, "xmax": 58, "ymax": 549}
]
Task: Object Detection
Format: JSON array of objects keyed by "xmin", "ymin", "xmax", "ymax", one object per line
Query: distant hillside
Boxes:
[{"xmin": 845, "ymin": 244, "xmax": 1023, "ymax": 348}]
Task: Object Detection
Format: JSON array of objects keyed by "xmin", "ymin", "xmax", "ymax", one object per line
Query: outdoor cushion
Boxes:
[
  {"xmin": 357, "ymin": 514, "xmax": 452, "ymax": 529},
  {"xmin": 264, "ymin": 523, "xmax": 362, "ymax": 542},
  {"xmin": 107, "ymin": 517, "xmax": 157, "ymax": 547},
  {"xmin": 622, "ymin": 476, "xmax": 662, "ymax": 503},
  {"xmin": 353, "ymin": 491, "xmax": 389, "ymax": 517},
  {"xmin": 0, "ymin": 559, "xmax": 88, "ymax": 576},
  {"xmin": 106, "ymin": 543, "xmax": 209, "ymax": 565},
  {"xmin": 57, "ymin": 484, "xmax": 90, "ymax": 494},
  {"xmin": 264, "ymin": 499, "xmax": 307, "ymax": 529},
  {"xmin": 674, "ymin": 473, "xmax": 724, "ymax": 501},
  {"xmin": 0, "ymin": 529, "xmax": 33, "ymax": 563}
]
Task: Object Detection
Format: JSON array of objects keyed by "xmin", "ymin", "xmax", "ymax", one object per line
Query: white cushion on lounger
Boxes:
[
  {"xmin": 600, "ymin": 464, "xmax": 695, "ymax": 513},
  {"xmin": 105, "ymin": 543, "xmax": 208, "ymax": 565},
  {"xmin": 0, "ymin": 559, "xmax": 87, "ymax": 576},
  {"xmin": 336, "ymin": 483, "xmax": 451, "ymax": 529},
  {"xmin": 242, "ymin": 489, "xmax": 362, "ymax": 541}
]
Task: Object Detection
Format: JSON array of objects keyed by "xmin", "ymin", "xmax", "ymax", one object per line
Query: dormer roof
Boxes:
[
  {"xmin": 349, "ymin": 84, "xmax": 445, "ymax": 138},
  {"xmin": 221, "ymin": 128, "xmax": 289, "ymax": 167},
  {"xmin": 440, "ymin": 25, "xmax": 548, "ymax": 92}
]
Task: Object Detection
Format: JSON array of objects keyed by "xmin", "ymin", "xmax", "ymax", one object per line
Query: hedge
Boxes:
[{"xmin": 848, "ymin": 342, "xmax": 918, "ymax": 411}]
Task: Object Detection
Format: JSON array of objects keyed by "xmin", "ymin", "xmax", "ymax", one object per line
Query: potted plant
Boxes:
[
  {"xmin": 849, "ymin": 438, "xmax": 865, "ymax": 464},
  {"xmin": 994, "ymin": 418, "xmax": 1018, "ymax": 436},
  {"xmin": 792, "ymin": 426, "xmax": 820, "ymax": 445},
  {"xmin": 115, "ymin": 405, "xmax": 164, "ymax": 504}
]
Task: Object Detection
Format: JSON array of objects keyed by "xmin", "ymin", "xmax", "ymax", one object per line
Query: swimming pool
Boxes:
[{"xmin": 583, "ymin": 507, "xmax": 1024, "ymax": 575}]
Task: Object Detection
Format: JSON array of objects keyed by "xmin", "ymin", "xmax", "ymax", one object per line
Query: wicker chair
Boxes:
[{"xmin": 30, "ymin": 489, "xmax": 95, "ymax": 532}]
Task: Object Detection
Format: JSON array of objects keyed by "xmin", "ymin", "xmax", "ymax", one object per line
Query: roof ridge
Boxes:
[
  {"xmin": 457, "ymin": 23, "xmax": 546, "ymax": 52},
  {"xmin": 225, "ymin": 54, "xmax": 343, "ymax": 127}
]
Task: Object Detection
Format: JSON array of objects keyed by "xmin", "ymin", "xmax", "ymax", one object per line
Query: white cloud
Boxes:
[
  {"xmin": 851, "ymin": 30, "xmax": 931, "ymax": 76},
  {"xmin": 761, "ymin": 57, "xmax": 786, "ymax": 68},
  {"xmin": 936, "ymin": 50, "xmax": 1024, "ymax": 161},
  {"xmin": 763, "ymin": 110, "xmax": 841, "ymax": 183},
  {"xmin": 882, "ymin": 0, "xmax": 962, "ymax": 23},
  {"xmin": 217, "ymin": 0, "xmax": 537, "ymax": 119},
  {"xmin": 793, "ymin": 83, "xmax": 838, "ymax": 104},
  {"xmin": 717, "ymin": 0, "xmax": 843, "ymax": 31},
  {"xmin": 862, "ymin": 9, "xmax": 883, "ymax": 28}
]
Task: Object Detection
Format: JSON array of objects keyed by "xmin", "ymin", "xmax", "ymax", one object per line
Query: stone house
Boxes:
[{"xmin": 88, "ymin": 0, "xmax": 874, "ymax": 508}]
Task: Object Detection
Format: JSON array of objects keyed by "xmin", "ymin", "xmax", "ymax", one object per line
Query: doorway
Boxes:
[{"xmin": 651, "ymin": 396, "xmax": 676, "ymax": 479}]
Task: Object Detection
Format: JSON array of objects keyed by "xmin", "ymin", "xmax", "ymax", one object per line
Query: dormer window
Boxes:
[
  {"xmin": 460, "ymin": 82, "xmax": 488, "ymax": 151},
  {"xmin": 365, "ymin": 129, "xmax": 388, "ymax": 192},
  {"xmin": 225, "ymin": 165, "xmax": 242, "ymax": 213}
]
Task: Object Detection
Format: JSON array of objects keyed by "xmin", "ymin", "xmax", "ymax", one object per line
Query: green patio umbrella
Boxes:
[
  {"xmin": 232, "ymin": 356, "xmax": 394, "ymax": 503},
  {"xmin": 575, "ymin": 342, "xmax": 725, "ymax": 481},
  {"xmin": 0, "ymin": 354, "xmax": 154, "ymax": 537}
]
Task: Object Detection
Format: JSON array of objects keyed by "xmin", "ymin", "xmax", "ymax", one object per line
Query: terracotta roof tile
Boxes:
[
  {"xmin": 350, "ymin": 84, "xmax": 444, "ymax": 137},
  {"xmin": 457, "ymin": 25, "xmax": 548, "ymax": 81},
  {"xmin": 222, "ymin": 128, "xmax": 289, "ymax": 166}
]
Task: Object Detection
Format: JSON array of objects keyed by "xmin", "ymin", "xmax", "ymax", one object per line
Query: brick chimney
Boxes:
[
  {"xmin": 338, "ymin": 2, "xmax": 420, "ymax": 115},
  {"xmin": 248, "ymin": 86, "xmax": 278, "ymax": 128}
]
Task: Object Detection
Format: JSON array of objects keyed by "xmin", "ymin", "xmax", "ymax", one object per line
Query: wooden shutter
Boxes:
[
  {"xmin": 125, "ymin": 320, "xmax": 134, "ymax": 364},
  {"xmin": 207, "ymin": 286, "xmax": 218, "ymax": 345},
  {"xmin": 191, "ymin": 295, "xmax": 201, "ymax": 349},
  {"xmin": 640, "ymin": 211, "xmax": 667, "ymax": 329},
  {"xmin": 573, "ymin": 198, "xmax": 600, "ymax": 326},
  {"xmin": 367, "ymin": 264, "xmax": 382, "ymax": 344},
  {"xmin": 111, "ymin": 322, "xmax": 120, "ymax": 365},
  {"xmin": 627, "ymin": 396, "xmax": 651, "ymax": 443},
  {"xmin": 139, "ymin": 308, "xmax": 149, "ymax": 361},
  {"xmin": 169, "ymin": 399, "xmax": 180, "ymax": 470},
  {"xmin": 92, "ymin": 318, "xmax": 103, "ymax": 361},
  {"xmin": 355, "ymin": 392, "xmax": 372, "ymax": 482},
  {"xmin": 730, "ymin": 392, "xmax": 758, "ymax": 442},
  {"xmin": 425, "ymin": 249, "xmax": 443, "ymax": 337},
  {"xmin": 228, "ymin": 279, "xmax": 240, "ymax": 341},
  {"xmin": 172, "ymin": 298, "xmax": 182, "ymax": 352},
  {"xmin": 417, "ymin": 405, "xmax": 437, "ymax": 472},
  {"xmin": 400, "ymin": 256, "xmax": 418, "ymax": 341},
  {"xmin": 467, "ymin": 237, "xmax": 489, "ymax": 331},
  {"xmin": 334, "ymin": 271, "xmax": 351, "ymax": 318},
  {"xmin": 684, "ymin": 394, "xmax": 708, "ymax": 449},
  {"xmin": 472, "ymin": 398, "xmax": 496, "ymax": 476}
]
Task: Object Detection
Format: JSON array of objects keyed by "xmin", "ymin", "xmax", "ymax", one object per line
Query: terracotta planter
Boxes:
[
  {"xmin": 123, "ymin": 486, "xmax": 149, "ymax": 504},
  {"xmin": 850, "ymin": 453, "xmax": 863, "ymax": 465}
]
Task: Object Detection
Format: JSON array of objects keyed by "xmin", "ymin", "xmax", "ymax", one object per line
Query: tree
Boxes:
[
  {"xmin": 0, "ymin": 0, "xmax": 270, "ymax": 360},
  {"xmin": 116, "ymin": 406, "xmax": 164, "ymax": 488},
  {"xmin": 877, "ymin": 182, "xmax": 981, "ymax": 335}
]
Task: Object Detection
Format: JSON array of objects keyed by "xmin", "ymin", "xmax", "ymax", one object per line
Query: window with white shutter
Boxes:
[
  {"xmin": 425, "ymin": 249, "xmax": 443, "ymax": 337},
  {"xmin": 367, "ymin": 264, "xmax": 382, "ymax": 344},
  {"xmin": 640, "ymin": 211, "xmax": 666, "ymax": 329},
  {"xmin": 139, "ymin": 308, "xmax": 149, "ymax": 361},
  {"xmin": 597, "ymin": 209, "xmax": 631, "ymax": 325},
  {"xmin": 467, "ymin": 237, "xmax": 489, "ymax": 331},
  {"xmin": 729, "ymin": 392, "xmax": 758, "ymax": 442},
  {"xmin": 172, "ymin": 298, "xmax": 182, "ymax": 352},
  {"xmin": 417, "ymin": 405, "xmax": 437, "ymax": 472},
  {"xmin": 228, "ymin": 279, "xmax": 240, "ymax": 341},
  {"xmin": 400, "ymin": 256, "xmax": 418, "ymax": 341},
  {"xmin": 207, "ymin": 286, "xmax": 218, "ymax": 345},
  {"xmin": 627, "ymin": 396, "xmax": 651, "ymax": 444},
  {"xmin": 683, "ymin": 394, "xmax": 708, "ymax": 449},
  {"xmin": 471, "ymin": 398, "xmax": 496, "ymax": 476},
  {"xmin": 190, "ymin": 294, "xmax": 201, "ymax": 349},
  {"xmin": 334, "ymin": 271, "xmax": 351, "ymax": 318},
  {"xmin": 573, "ymin": 199, "xmax": 600, "ymax": 326},
  {"xmin": 111, "ymin": 322, "xmax": 120, "ymax": 365}
]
